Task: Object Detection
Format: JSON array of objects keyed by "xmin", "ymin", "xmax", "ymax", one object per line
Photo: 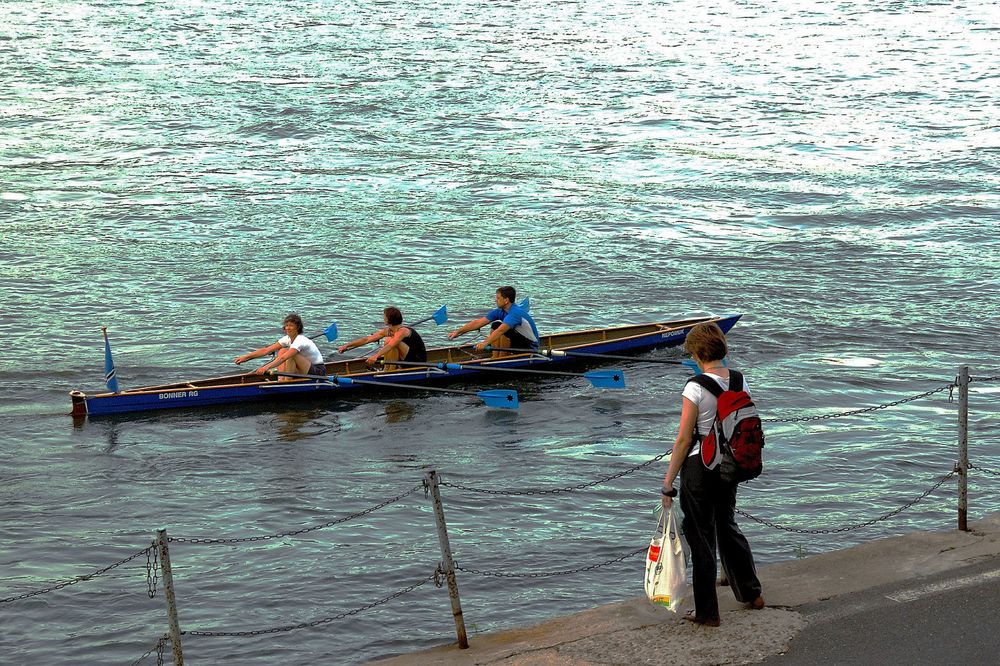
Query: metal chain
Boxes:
[
  {"xmin": 184, "ymin": 571, "xmax": 437, "ymax": 637},
  {"xmin": 440, "ymin": 451, "xmax": 670, "ymax": 496},
  {"xmin": 433, "ymin": 563, "xmax": 445, "ymax": 588},
  {"xmin": 0, "ymin": 544, "xmax": 154, "ymax": 604},
  {"xmin": 456, "ymin": 545, "xmax": 647, "ymax": 578},
  {"xmin": 129, "ymin": 634, "xmax": 168, "ymax": 666},
  {"xmin": 736, "ymin": 470, "xmax": 956, "ymax": 534},
  {"xmin": 146, "ymin": 544, "xmax": 159, "ymax": 598},
  {"xmin": 762, "ymin": 383, "xmax": 955, "ymax": 424},
  {"xmin": 970, "ymin": 463, "xmax": 1000, "ymax": 477},
  {"xmin": 970, "ymin": 374, "xmax": 1000, "ymax": 383},
  {"xmin": 170, "ymin": 484, "xmax": 423, "ymax": 544}
]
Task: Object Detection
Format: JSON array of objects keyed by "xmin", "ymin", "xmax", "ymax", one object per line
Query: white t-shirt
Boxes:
[
  {"xmin": 682, "ymin": 372, "xmax": 752, "ymax": 458},
  {"xmin": 278, "ymin": 334, "xmax": 324, "ymax": 365}
]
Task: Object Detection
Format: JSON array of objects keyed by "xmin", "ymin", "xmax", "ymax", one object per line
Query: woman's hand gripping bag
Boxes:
[{"xmin": 643, "ymin": 505, "xmax": 687, "ymax": 612}]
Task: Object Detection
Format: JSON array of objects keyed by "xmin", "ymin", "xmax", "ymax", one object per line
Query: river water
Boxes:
[{"xmin": 1, "ymin": 0, "xmax": 998, "ymax": 663}]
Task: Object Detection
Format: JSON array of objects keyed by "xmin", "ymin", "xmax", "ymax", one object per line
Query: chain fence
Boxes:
[
  {"xmin": 183, "ymin": 570, "xmax": 438, "ymax": 638},
  {"xmin": 970, "ymin": 463, "xmax": 1000, "ymax": 478},
  {"xmin": 169, "ymin": 483, "xmax": 423, "ymax": 545},
  {"xmin": 761, "ymin": 382, "xmax": 956, "ymax": 424},
  {"xmin": 440, "ymin": 450, "xmax": 670, "ymax": 496},
  {"xmin": 130, "ymin": 634, "xmax": 168, "ymax": 666},
  {"xmin": 456, "ymin": 546, "xmax": 647, "ymax": 579},
  {"xmin": 0, "ymin": 543, "xmax": 155, "ymax": 605},
  {"xmin": 970, "ymin": 375, "xmax": 1000, "ymax": 383},
  {"xmin": 736, "ymin": 470, "xmax": 957, "ymax": 534}
]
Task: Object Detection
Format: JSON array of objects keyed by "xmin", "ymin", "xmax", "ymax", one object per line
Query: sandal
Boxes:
[{"xmin": 683, "ymin": 612, "xmax": 721, "ymax": 627}]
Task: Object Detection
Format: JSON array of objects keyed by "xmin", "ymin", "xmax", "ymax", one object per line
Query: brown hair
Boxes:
[
  {"xmin": 383, "ymin": 306, "xmax": 403, "ymax": 326},
  {"xmin": 283, "ymin": 313, "xmax": 304, "ymax": 336},
  {"xmin": 683, "ymin": 322, "xmax": 728, "ymax": 362},
  {"xmin": 496, "ymin": 286, "xmax": 516, "ymax": 303}
]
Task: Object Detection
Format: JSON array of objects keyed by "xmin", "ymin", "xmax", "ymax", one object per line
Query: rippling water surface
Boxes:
[{"xmin": 2, "ymin": 1, "xmax": 999, "ymax": 663}]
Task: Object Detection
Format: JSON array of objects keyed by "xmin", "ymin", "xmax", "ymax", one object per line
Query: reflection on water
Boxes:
[
  {"xmin": 103, "ymin": 421, "xmax": 121, "ymax": 454},
  {"xmin": 269, "ymin": 409, "xmax": 332, "ymax": 442},
  {"xmin": 380, "ymin": 400, "xmax": 415, "ymax": 424}
]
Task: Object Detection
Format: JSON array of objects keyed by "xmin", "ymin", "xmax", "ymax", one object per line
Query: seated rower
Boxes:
[
  {"xmin": 235, "ymin": 313, "xmax": 326, "ymax": 380},
  {"xmin": 447, "ymin": 286, "xmax": 539, "ymax": 358},
  {"xmin": 337, "ymin": 306, "xmax": 428, "ymax": 370}
]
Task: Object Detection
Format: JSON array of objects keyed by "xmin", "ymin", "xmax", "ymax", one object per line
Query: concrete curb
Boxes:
[{"xmin": 371, "ymin": 512, "xmax": 1000, "ymax": 665}]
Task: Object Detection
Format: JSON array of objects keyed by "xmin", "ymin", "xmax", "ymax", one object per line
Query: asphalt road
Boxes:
[{"xmin": 764, "ymin": 556, "xmax": 1000, "ymax": 665}]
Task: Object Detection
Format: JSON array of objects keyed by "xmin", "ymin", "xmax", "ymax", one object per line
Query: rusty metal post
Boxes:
[
  {"xmin": 156, "ymin": 528, "xmax": 185, "ymax": 664},
  {"xmin": 958, "ymin": 366, "xmax": 969, "ymax": 532},
  {"xmin": 424, "ymin": 471, "xmax": 469, "ymax": 649}
]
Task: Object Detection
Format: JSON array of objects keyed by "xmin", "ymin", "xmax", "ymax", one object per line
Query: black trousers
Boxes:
[{"xmin": 680, "ymin": 453, "xmax": 762, "ymax": 620}]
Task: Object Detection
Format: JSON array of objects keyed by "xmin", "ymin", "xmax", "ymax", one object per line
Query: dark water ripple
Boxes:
[{"xmin": 2, "ymin": 0, "xmax": 1000, "ymax": 664}]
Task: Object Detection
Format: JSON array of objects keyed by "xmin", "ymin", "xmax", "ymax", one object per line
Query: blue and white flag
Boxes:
[{"xmin": 102, "ymin": 327, "xmax": 120, "ymax": 393}]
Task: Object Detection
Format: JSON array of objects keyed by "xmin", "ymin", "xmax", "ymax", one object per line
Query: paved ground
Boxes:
[
  {"xmin": 764, "ymin": 557, "xmax": 1000, "ymax": 665},
  {"xmin": 372, "ymin": 512, "xmax": 1000, "ymax": 665}
]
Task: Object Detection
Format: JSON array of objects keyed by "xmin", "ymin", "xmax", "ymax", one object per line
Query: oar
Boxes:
[
  {"xmin": 270, "ymin": 371, "xmax": 519, "ymax": 409},
  {"xmin": 306, "ymin": 322, "xmax": 339, "ymax": 343},
  {"xmin": 492, "ymin": 346, "xmax": 701, "ymax": 372},
  {"xmin": 408, "ymin": 305, "xmax": 448, "ymax": 327},
  {"xmin": 375, "ymin": 359, "xmax": 626, "ymax": 389}
]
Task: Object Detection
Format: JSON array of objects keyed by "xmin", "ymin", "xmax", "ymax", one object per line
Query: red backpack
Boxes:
[{"xmin": 688, "ymin": 370, "xmax": 764, "ymax": 482}]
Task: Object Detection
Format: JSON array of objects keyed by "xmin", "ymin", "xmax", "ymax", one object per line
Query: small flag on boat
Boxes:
[{"xmin": 102, "ymin": 327, "xmax": 120, "ymax": 393}]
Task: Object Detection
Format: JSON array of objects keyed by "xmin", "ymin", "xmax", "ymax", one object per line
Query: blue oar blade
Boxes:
[
  {"xmin": 432, "ymin": 305, "xmax": 448, "ymax": 325},
  {"xmin": 477, "ymin": 389, "xmax": 519, "ymax": 409},
  {"xmin": 583, "ymin": 369, "xmax": 626, "ymax": 389},
  {"xmin": 682, "ymin": 360, "xmax": 700, "ymax": 374},
  {"xmin": 323, "ymin": 322, "xmax": 339, "ymax": 342},
  {"xmin": 518, "ymin": 296, "xmax": 530, "ymax": 311}
]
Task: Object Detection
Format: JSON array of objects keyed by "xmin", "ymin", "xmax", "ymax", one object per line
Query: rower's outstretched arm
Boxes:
[
  {"xmin": 235, "ymin": 341, "xmax": 282, "ymax": 365},
  {"xmin": 337, "ymin": 330, "xmax": 386, "ymax": 354},
  {"xmin": 447, "ymin": 316, "xmax": 490, "ymax": 340}
]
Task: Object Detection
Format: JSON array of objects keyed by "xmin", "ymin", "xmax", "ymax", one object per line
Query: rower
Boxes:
[
  {"xmin": 338, "ymin": 306, "xmax": 428, "ymax": 370},
  {"xmin": 447, "ymin": 286, "xmax": 540, "ymax": 358},
  {"xmin": 235, "ymin": 313, "xmax": 326, "ymax": 380}
]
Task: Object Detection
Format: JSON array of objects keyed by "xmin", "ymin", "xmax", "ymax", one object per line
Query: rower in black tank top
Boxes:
[{"xmin": 402, "ymin": 327, "xmax": 427, "ymax": 362}]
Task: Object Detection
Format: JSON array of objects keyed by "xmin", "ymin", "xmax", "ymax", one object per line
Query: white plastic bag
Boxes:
[{"xmin": 643, "ymin": 505, "xmax": 687, "ymax": 612}]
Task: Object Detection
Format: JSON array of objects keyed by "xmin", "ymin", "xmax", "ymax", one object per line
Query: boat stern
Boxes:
[{"xmin": 69, "ymin": 390, "xmax": 88, "ymax": 417}]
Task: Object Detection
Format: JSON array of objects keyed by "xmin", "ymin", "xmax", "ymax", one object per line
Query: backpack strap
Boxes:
[
  {"xmin": 729, "ymin": 370, "xmax": 743, "ymax": 393},
  {"xmin": 687, "ymin": 374, "xmax": 724, "ymax": 398},
  {"xmin": 686, "ymin": 375, "xmax": 722, "ymax": 442}
]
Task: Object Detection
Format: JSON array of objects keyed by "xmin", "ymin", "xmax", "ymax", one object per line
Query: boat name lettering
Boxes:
[
  {"xmin": 660, "ymin": 331, "xmax": 684, "ymax": 339},
  {"xmin": 158, "ymin": 391, "xmax": 198, "ymax": 400}
]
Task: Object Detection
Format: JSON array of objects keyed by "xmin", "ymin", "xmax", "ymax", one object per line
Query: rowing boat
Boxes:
[{"xmin": 69, "ymin": 313, "xmax": 741, "ymax": 417}]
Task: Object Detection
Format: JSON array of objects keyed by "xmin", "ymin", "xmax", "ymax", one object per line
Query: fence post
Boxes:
[
  {"xmin": 156, "ymin": 528, "xmax": 185, "ymax": 664},
  {"xmin": 424, "ymin": 470, "xmax": 469, "ymax": 649},
  {"xmin": 958, "ymin": 366, "xmax": 969, "ymax": 532}
]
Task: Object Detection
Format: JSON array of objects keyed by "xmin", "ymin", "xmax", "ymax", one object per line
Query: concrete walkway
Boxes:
[{"xmin": 373, "ymin": 512, "xmax": 1000, "ymax": 665}]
